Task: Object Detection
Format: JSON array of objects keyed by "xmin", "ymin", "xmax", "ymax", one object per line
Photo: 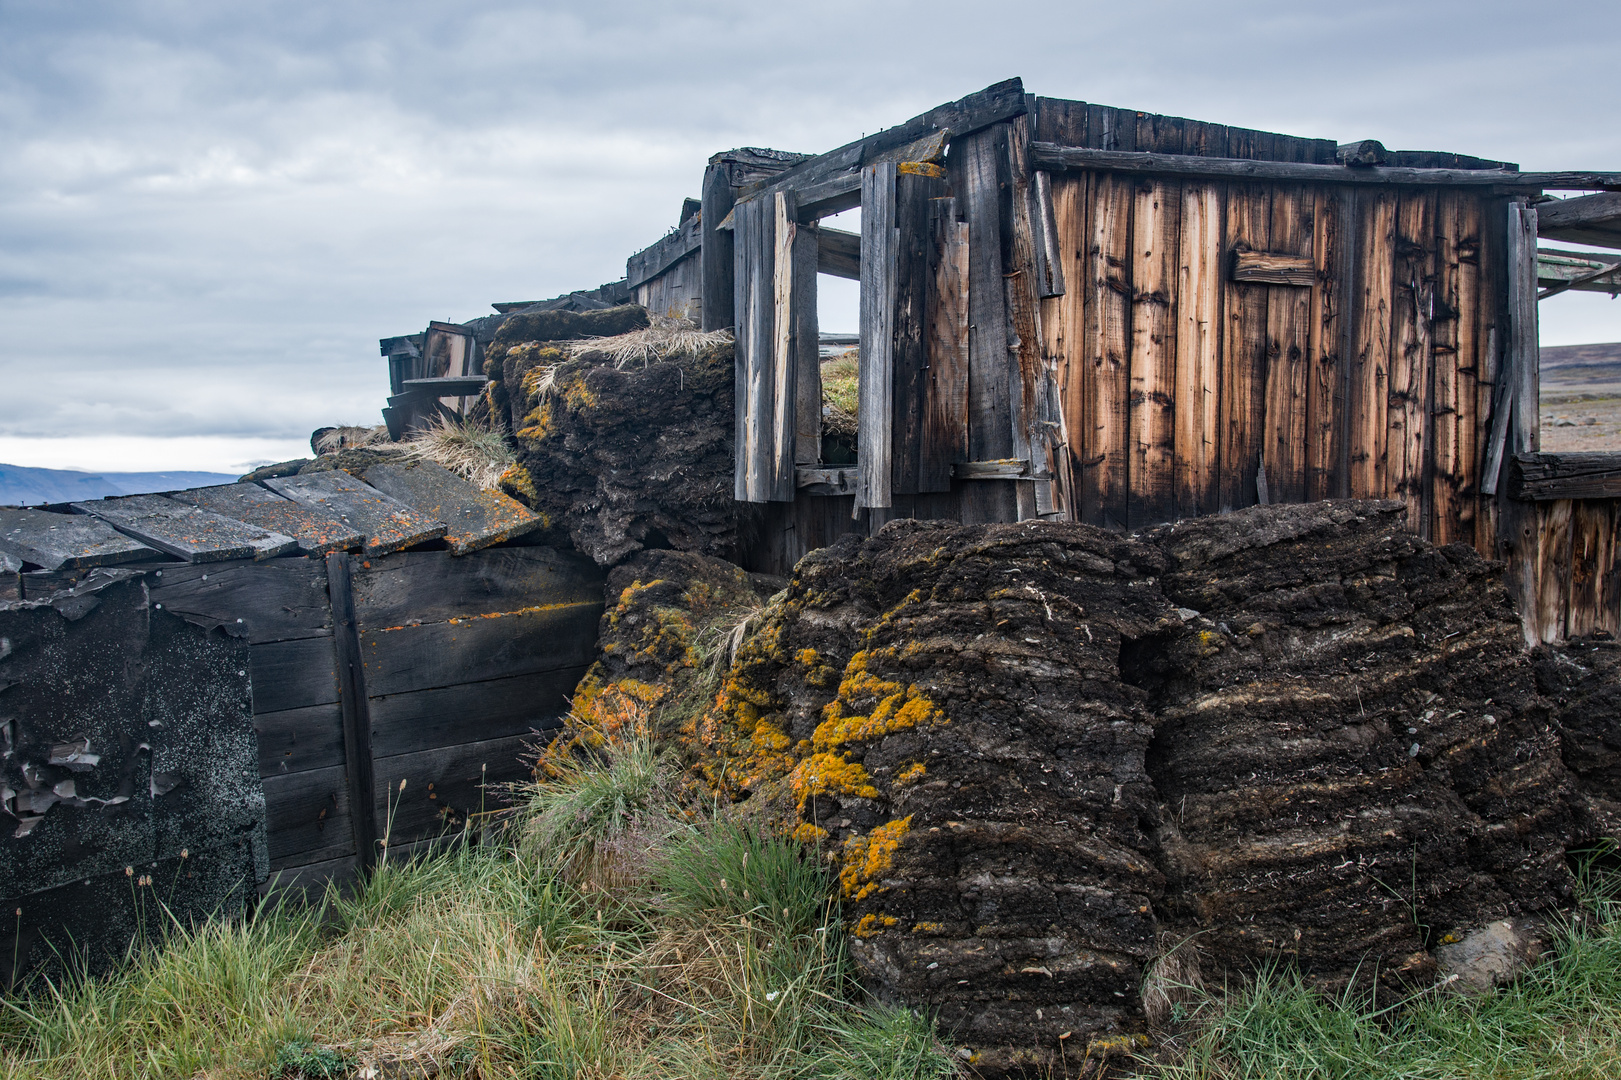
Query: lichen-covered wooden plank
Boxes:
[
  {"xmin": 263, "ymin": 471, "xmax": 446, "ymax": 556},
  {"xmin": 0, "ymin": 507, "xmax": 162, "ymax": 571},
  {"xmin": 173, "ymin": 482, "xmax": 362, "ymax": 556},
  {"xmin": 71, "ymin": 495, "xmax": 297, "ymax": 564},
  {"xmin": 358, "ymin": 461, "xmax": 540, "ymax": 556}
]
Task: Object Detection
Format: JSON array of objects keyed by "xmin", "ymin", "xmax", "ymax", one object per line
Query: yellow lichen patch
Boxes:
[
  {"xmin": 497, "ymin": 462, "xmax": 537, "ymax": 504},
  {"xmin": 795, "ymin": 647, "xmax": 819, "ymax": 668},
  {"xmin": 561, "ymin": 374, "xmax": 599, "ymax": 412},
  {"xmin": 814, "ymin": 685, "xmax": 944, "ymax": 751},
  {"xmin": 791, "ymin": 822, "xmax": 829, "ymax": 845},
  {"xmin": 533, "ymin": 681, "xmax": 656, "ymax": 779},
  {"xmin": 791, "ymin": 753, "xmax": 879, "ymax": 804},
  {"xmin": 895, "ymin": 762, "xmax": 927, "ymax": 786},
  {"xmin": 852, "ymin": 913, "xmax": 900, "ymax": 938},
  {"xmin": 838, "ymin": 816, "xmax": 913, "ymax": 901},
  {"xmin": 912, "ymin": 921, "xmax": 946, "ymax": 934}
]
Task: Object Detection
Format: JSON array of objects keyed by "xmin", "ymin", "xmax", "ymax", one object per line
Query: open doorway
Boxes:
[
  {"xmin": 1533, "ymin": 194, "xmax": 1621, "ymax": 450},
  {"xmin": 814, "ymin": 206, "xmax": 861, "ymax": 466}
]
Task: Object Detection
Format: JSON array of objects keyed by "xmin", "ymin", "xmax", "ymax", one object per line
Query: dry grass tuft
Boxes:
[
  {"xmin": 400, "ymin": 415, "xmax": 516, "ymax": 491},
  {"xmin": 564, "ymin": 314, "xmax": 733, "ymax": 370},
  {"xmin": 820, "ymin": 354, "xmax": 859, "ymax": 439},
  {"xmin": 314, "ymin": 425, "xmax": 393, "ymax": 454}
]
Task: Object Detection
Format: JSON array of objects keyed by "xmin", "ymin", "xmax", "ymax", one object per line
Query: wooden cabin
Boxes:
[{"xmin": 624, "ymin": 77, "xmax": 1621, "ymax": 642}]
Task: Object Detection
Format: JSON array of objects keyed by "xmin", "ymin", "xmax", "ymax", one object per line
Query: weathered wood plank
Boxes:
[
  {"xmin": 626, "ymin": 214, "xmax": 702, "ymax": 289},
  {"xmin": 347, "ymin": 547, "xmax": 604, "ymax": 630},
  {"xmin": 367, "ymin": 667, "xmax": 581, "ymax": 760},
  {"xmin": 1031, "ymin": 170, "xmax": 1067, "ymax": 298},
  {"xmin": 953, "ymin": 126, "xmax": 1013, "ymax": 462},
  {"xmin": 1232, "ymin": 251, "xmax": 1316, "ymax": 286},
  {"xmin": 768, "ymin": 191, "xmax": 799, "ymax": 501},
  {"xmin": 358, "ymin": 602, "xmax": 602, "ymax": 697},
  {"xmin": 262, "ymin": 764, "xmax": 353, "ymax": 865},
  {"xmin": 1127, "ymin": 177, "xmax": 1181, "ymax": 526},
  {"xmin": 1507, "ymin": 201, "xmax": 1540, "ymax": 455},
  {"xmin": 1535, "ymin": 500, "xmax": 1574, "ymax": 644},
  {"xmin": 1432, "ymin": 193, "xmax": 1484, "ymax": 545},
  {"xmin": 1388, "ymin": 191, "xmax": 1437, "ymax": 534},
  {"xmin": 72, "ymin": 495, "xmax": 297, "ymax": 563},
  {"xmin": 1081, "ymin": 172, "xmax": 1134, "ymax": 526},
  {"xmin": 148, "ymin": 558, "xmax": 331, "ymax": 644},
  {"xmin": 1566, "ymin": 500, "xmax": 1613, "ymax": 639},
  {"xmin": 1261, "ymin": 185, "xmax": 1314, "ymax": 506},
  {"xmin": 359, "ymin": 460, "xmax": 542, "ymax": 556},
  {"xmin": 857, "ymin": 160, "xmax": 898, "ymax": 510},
  {"xmin": 254, "ymin": 701, "xmax": 345, "ymax": 777},
  {"xmin": 795, "ymin": 466, "xmax": 858, "ymax": 494},
  {"xmin": 1044, "ymin": 174, "xmax": 1090, "ymax": 517},
  {"xmin": 1028, "ymin": 143, "xmax": 1621, "ymax": 190},
  {"xmin": 731, "ymin": 195, "xmax": 774, "ymax": 501},
  {"xmin": 1348, "ymin": 192, "xmax": 1399, "ymax": 500},
  {"xmin": 1004, "ymin": 123, "xmax": 1047, "ymax": 518},
  {"xmin": 1173, "ymin": 183, "xmax": 1222, "ymax": 518},
  {"xmin": 326, "ymin": 553, "xmax": 378, "ymax": 873},
  {"xmin": 0, "ymin": 507, "xmax": 162, "ymax": 570},
  {"xmin": 701, "ymin": 161, "xmax": 735, "ymax": 332},
  {"xmin": 1306, "ymin": 187, "xmax": 1348, "ymax": 501},
  {"xmin": 172, "ymin": 483, "xmax": 362, "ymax": 557},
  {"xmin": 922, "ymin": 197, "xmax": 970, "ymax": 491},
  {"xmin": 371, "ymin": 732, "xmax": 536, "ymax": 847},
  {"xmin": 264, "ymin": 471, "xmax": 447, "ymax": 556},
  {"xmin": 249, "ymin": 635, "xmax": 339, "ymax": 714},
  {"xmin": 1508, "ymin": 453, "xmax": 1621, "ymax": 500},
  {"xmin": 1219, "ymin": 183, "xmax": 1272, "ymax": 510},
  {"xmin": 1534, "ymin": 190, "xmax": 1621, "ymax": 249},
  {"xmin": 793, "ymin": 219, "xmax": 822, "ymax": 465},
  {"xmin": 259, "ymin": 852, "xmax": 359, "ymax": 900},
  {"xmin": 891, "ymin": 167, "xmax": 947, "ymax": 495}
]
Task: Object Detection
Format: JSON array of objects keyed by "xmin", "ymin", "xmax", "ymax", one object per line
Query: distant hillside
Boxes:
[
  {"xmin": 0, "ymin": 464, "xmax": 237, "ymax": 507},
  {"xmin": 1541, "ymin": 342, "xmax": 1621, "ymax": 371}
]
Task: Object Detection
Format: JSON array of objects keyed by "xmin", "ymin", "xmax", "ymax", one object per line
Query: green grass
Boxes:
[
  {"xmin": 0, "ymin": 729, "xmax": 954, "ymax": 1080},
  {"xmin": 1149, "ymin": 871, "xmax": 1621, "ymax": 1080}
]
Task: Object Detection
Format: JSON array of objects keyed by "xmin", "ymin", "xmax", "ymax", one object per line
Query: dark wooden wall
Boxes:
[{"xmin": 149, "ymin": 546, "xmax": 603, "ymax": 893}]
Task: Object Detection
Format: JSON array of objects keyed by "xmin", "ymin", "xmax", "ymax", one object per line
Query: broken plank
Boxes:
[
  {"xmin": 172, "ymin": 482, "xmax": 363, "ymax": 557},
  {"xmin": 263, "ymin": 472, "xmax": 447, "ymax": 556},
  {"xmin": 816, "ymin": 226, "xmax": 861, "ymax": 280},
  {"xmin": 359, "ymin": 460, "xmax": 541, "ymax": 556},
  {"xmin": 148, "ymin": 558, "xmax": 333, "ymax": 644},
  {"xmin": 73, "ymin": 495, "xmax": 297, "ymax": 564},
  {"xmin": 0, "ymin": 507, "xmax": 162, "ymax": 571}
]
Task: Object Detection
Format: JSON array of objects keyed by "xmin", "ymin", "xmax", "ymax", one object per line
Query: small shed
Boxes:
[{"xmin": 624, "ymin": 77, "xmax": 1621, "ymax": 642}]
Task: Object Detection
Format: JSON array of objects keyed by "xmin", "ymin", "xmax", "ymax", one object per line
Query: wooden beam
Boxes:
[
  {"xmin": 1535, "ymin": 191, "xmax": 1621, "ymax": 249},
  {"xmin": 1508, "ymin": 453, "xmax": 1621, "ymax": 500},
  {"xmin": 701, "ymin": 161, "xmax": 736, "ymax": 331},
  {"xmin": 626, "ymin": 215, "xmax": 702, "ymax": 289},
  {"xmin": 1029, "ymin": 143, "xmax": 1621, "ymax": 191},
  {"xmin": 1232, "ymin": 251, "xmax": 1316, "ymax": 286},
  {"xmin": 796, "ymin": 466, "xmax": 858, "ymax": 494},
  {"xmin": 816, "ymin": 225, "xmax": 861, "ymax": 280},
  {"xmin": 769, "ymin": 191, "xmax": 798, "ymax": 501},
  {"xmin": 1507, "ymin": 201, "xmax": 1540, "ymax": 454},
  {"xmin": 793, "ymin": 220, "xmax": 822, "ymax": 465},
  {"xmin": 1030, "ymin": 170, "xmax": 1067, "ymax": 298},
  {"xmin": 1536, "ymin": 249, "xmax": 1621, "ymax": 297},
  {"xmin": 737, "ymin": 79, "xmax": 1027, "ymax": 213}
]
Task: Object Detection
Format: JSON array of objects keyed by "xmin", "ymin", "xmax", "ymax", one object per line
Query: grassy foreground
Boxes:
[{"xmin": 1, "ymin": 720, "xmax": 1618, "ymax": 1079}]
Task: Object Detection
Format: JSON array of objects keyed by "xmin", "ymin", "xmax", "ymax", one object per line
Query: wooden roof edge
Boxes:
[
  {"xmin": 1028, "ymin": 143, "xmax": 1621, "ymax": 191},
  {"xmin": 626, "ymin": 212, "xmax": 703, "ymax": 288}
]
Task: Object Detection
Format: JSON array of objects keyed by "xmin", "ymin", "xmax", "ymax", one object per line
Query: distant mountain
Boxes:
[
  {"xmin": 0, "ymin": 464, "xmax": 237, "ymax": 507},
  {"xmin": 1541, "ymin": 342, "xmax": 1621, "ymax": 370}
]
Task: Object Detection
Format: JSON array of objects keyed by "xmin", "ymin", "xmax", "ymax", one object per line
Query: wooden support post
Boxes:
[
  {"xmin": 1503, "ymin": 199, "xmax": 1543, "ymax": 642},
  {"xmin": 325, "ymin": 552, "xmax": 377, "ymax": 873},
  {"xmin": 857, "ymin": 161, "xmax": 898, "ymax": 511},
  {"xmin": 952, "ymin": 126, "xmax": 1013, "ymax": 462},
  {"xmin": 733, "ymin": 197, "xmax": 778, "ymax": 502},
  {"xmin": 923, "ymin": 197, "xmax": 970, "ymax": 492},
  {"xmin": 793, "ymin": 219, "xmax": 822, "ymax": 465},
  {"xmin": 891, "ymin": 165, "xmax": 949, "ymax": 496},
  {"xmin": 770, "ymin": 191, "xmax": 798, "ymax": 501},
  {"xmin": 701, "ymin": 162, "xmax": 736, "ymax": 331}
]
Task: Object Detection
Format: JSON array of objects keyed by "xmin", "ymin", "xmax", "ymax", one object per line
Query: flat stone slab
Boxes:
[
  {"xmin": 0, "ymin": 507, "xmax": 163, "ymax": 571},
  {"xmin": 172, "ymin": 483, "xmax": 363, "ymax": 557},
  {"xmin": 73, "ymin": 495, "xmax": 298, "ymax": 564},
  {"xmin": 360, "ymin": 460, "xmax": 542, "ymax": 556},
  {"xmin": 263, "ymin": 472, "xmax": 446, "ymax": 556}
]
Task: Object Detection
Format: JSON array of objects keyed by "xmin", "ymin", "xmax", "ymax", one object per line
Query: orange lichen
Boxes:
[
  {"xmin": 852, "ymin": 913, "xmax": 900, "ymax": 938},
  {"xmin": 792, "ymin": 822, "xmax": 829, "ymax": 845},
  {"xmin": 839, "ymin": 816, "xmax": 912, "ymax": 901},
  {"xmin": 895, "ymin": 762, "xmax": 927, "ymax": 786},
  {"xmin": 790, "ymin": 753, "xmax": 878, "ymax": 803}
]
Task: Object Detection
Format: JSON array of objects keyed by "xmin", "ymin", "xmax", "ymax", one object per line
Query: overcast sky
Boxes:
[{"xmin": 3, "ymin": 0, "xmax": 1618, "ymax": 473}]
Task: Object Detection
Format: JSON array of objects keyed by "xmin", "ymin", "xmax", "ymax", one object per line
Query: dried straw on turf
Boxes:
[
  {"xmin": 563, "ymin": 314, "xmax": 732, "ymax": 369},
  {"xmin": 314, "ymin": 425, "xmax": 394, "ymax": 454},
  {"xmin": 402, "ymin": 415, "xmax": 517, "ymax": 490}
]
